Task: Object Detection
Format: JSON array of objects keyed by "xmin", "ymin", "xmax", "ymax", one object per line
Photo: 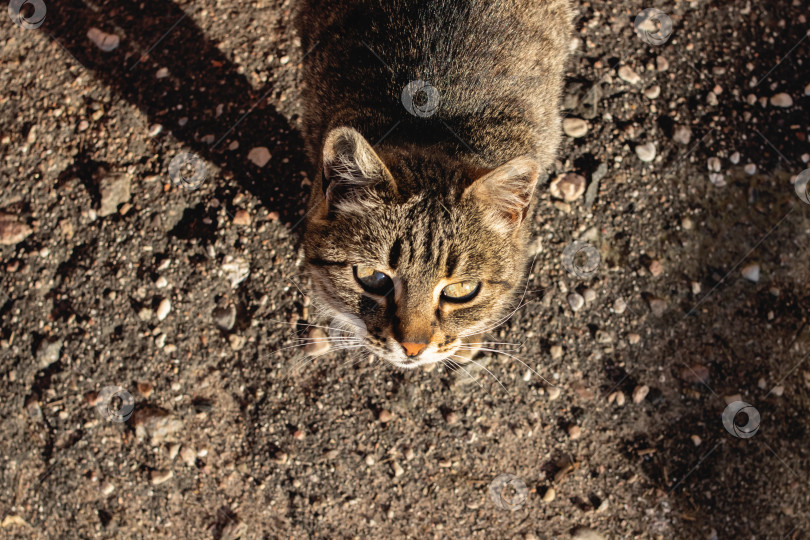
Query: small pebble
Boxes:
[
  {"xmin": 730, "ymin": 152, "xmax": 741, "ymax": 165},
  {"xmin": 136, "ymin": 381, "xmax": 154, "ymax": 398},
  {"xmin": 613, "ymin": 297, "xmax": 627, "ymax": 314},
  {"xmin": 542, "ymin": 486, "xmax": 556, "ymax": 502},
  {"xmin": 655, "ymin": 56, "xmax": 669, "ymax": 71},
  {"xmin": 444, "ymin": 410, "xmax": 459, "ymax": 424},
  {"xmin": 632, "ymin": 385, "xmax": 650, "ymax": 404},
  {"xmin": 707, "ymin": 157, "xmax": 722, "ymax": 172},
  {"xmin": 691, "ymin": 435, "xmax": 702, "ymax": 446},
  {"xmin": 582, "ymin": 288, "xmax": 596, "ymax": 303},
  {"xmin": 709, "ymin": 173, "xmax": 726, "ymax": 187},
  {"xmin": 672, "ymin": 125, "xmax": 692, "ymax": 145},
  {"xmin": 87, "ymin": 27, "xmax": 120, "ymax": 51},
  {"xmin": 627, "ymin": 333, "xmax": 641, "ymax": 345},
  {"xmin": 550, "ymin": 173, "xmax": 586, "ymax": 202},
  {"xmin": 757, "ymin": 377, "xmax": 767, "ymax": 390},
  {"xmin": 646, "ymin": 297, "xmax": 667, "ymax": 317},
  {"xmin": 770, "ymin": 93, "xmax": 793, "ymax": 108},
  {"xmin": 148, "ymin": 124, "xmax": 163, "ymax": 137},
  {"xmin": 567, "ymin": 292, "xmax": 585, "ymax": 312},
  {"xmin": 567, "ymin": 425, "xmax": 582, "ymax": 440},
  {"xmin": 247, "ymin": 147, "xmax": 271, "ymax": 167},
  {"xmin": 272, "ymin": 451, "xmax": 288, "ymax": 465},
  {"xmin": 365, "ymin": 455, "xmax": 375, "ymax": 466},
  {"xmin": 150, "ymin": 470, "xmax": 173, "ymax": 486},
  {"xmin": 156, "ymin": 298, "xmax": 171, "ymax": 321},
  {"xmin": 233, "ymin": 209, "xmax": 251, "ymax": 226},
  {"xmin": 618, "ymin": 65, "xmax": 641, "ymax": 85},
  {"xmin": 180, "ymin": 446, "xmax": 197, "ymax": 467},
  {"xmin": 643, "ymin": 85, "xmax": 661, "ymax": 99},
  {"xmin": 706, "ymin": 92, "xmax": 719, "ymax": 106},
  {"xmin": 771, "ymin": 385, "xmax": 784, "ymax": 397},
  {"xmin": 392, "ymin": 461, "xmax": 405, "ymax": 477},
  {"xmin": 228, "ymin": 334, "xmax": 246, "ymax": 351},
  {"xmin": 378, "ymin": 409, "xmax": 393, "ymax": 423},
  {"xmin": 547, "ymin": 387, "xmax": 561, "ymax": 400},
  {"xmin": 744, "ymin": 163, "xmax": 757, "ymax": 175},
  {"xmin": 211, "ymin": 305, "xmax": 236, "ymax": 331},
  {"xmin": 680, "ymin": 364, "xmax": 710, "ymax": 384},
  {"xmin": 595, "ymin": 330, "xmax": 612, "ymax": 344},
  {"xmin": 156, "ymin": 67, "xmax": 169, "ymax": 78},
  {"xmin": 741, "ymin": 263, "xmax": 760, "ymax": 283},
  {"xmin": 635, "ymin": 142, "xmax": 656, "ymax": 162},
  {"xmin": 100, "ymin": 481, "xmax": 115, "ymax": 496},
  {"xmin": 304, "ymin": 328, "xmax": 330, "ymax": 356},
  {"xmin": 615, "ymin": 391, "xmax": 626, "ymax": 406},
  {"xmin": 563, "ymin": 118, "xmax": 589, "ymax": 138},
  {"xmin": 550, "ymin": 345, "xmax": 563, "ymax": 359},
  {"xmin": 155, "ymin": 276, "xmax": 168, "ymax": 288},
  {"xmin": 648, "ymin": 259, "xmax": 663, "ymax": 277},
  {"xmin": 293, "ymin": 429, "xmax": 305, "ymax": 440}
]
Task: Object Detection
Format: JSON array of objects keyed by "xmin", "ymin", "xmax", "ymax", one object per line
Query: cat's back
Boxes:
[{"xmin": 297, "ymin": 0, "xmax": 572, "ymax": 167}]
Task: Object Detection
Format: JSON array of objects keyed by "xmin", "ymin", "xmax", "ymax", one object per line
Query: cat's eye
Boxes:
[
  {"xmin": 441, "ymin": 281, "xmax": 481, "ymax": 302},
  {"xmin": 354, "ymin": 265, "xmax": 394, "ymax": 295}
]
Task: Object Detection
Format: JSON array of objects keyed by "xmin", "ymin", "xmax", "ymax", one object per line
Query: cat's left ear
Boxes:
[
  {"xmin": 318, "ymin": 127, "xmax": 396, "ymax": 213},
  {"xmin": 463, "ymin": 155, "xmax": 540, "ymax": 233}
]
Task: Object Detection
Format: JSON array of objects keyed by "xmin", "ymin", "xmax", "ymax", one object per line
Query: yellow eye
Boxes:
[
  {"xmin": 441, "ymin": 281, "xmax": 480, "ymax": 302},
  {"xmin": 354, "ymin": 265, "xmax": 394, "ymax": 295}
]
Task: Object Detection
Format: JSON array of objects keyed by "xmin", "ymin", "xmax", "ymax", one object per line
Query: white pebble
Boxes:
[
  {"xmin": 770, "ymin": 93, "xmax": 793, "ymax": 107},
  {"xmin": 567, "ymin": 292, "xmax": 585, "ymax": 312},
  {"xmin": 635, "ymin": 143, "xmax": 656, "ymax": 162},
  {"xmin": 741, "ymin": 263, "xmax": 760, "ymax": 283},
  {"xmin": 563, "ymin": 118, "xmax": 589, "ymax": 138},
  {"xmin": 87, "ymin": 27, "xmax": 120, "ymax": 52},
  {"xmin": 148, "ymin": 124, "xmax": 163, "ymax": 137},
  {"xmin": 805, "ymin": 83, "xmax": 810, "ymax": 96},
  {"xmin": 744, "ymin": 163, "xmax": 757, "ymax": 175},
  {"xmin": 547, "ymin": 387, "xmax": 561, "ymax": 400},
  {"xmin": 771, "ymin": 385, "xmax": 784, "ymax": 397},
  {"xmin": 156, "ymin": 67, "xmax": 170, "ymax": 79},
  {"xmin": 730, "ymin": 152, "xmax": 741, "ymax": 165},
  {"xmin": 582, "ymin": 288, "xmax": 596, "ymax": 303},
  {"xmin": 709, "ymin": 173, "xmax": 726, "ymax": 187},
  {"xmin": 247, "ymin": 147, "xmax": 271, "ymax": 167},
  {"xmin": 156, "ymin": 298, "xmax": 171, "ymax": 321},
  {"xmin": 707, "ymin": 157, "xmax": 722, "ymax": 172},
  {"xmin": 618, "ymin": 66, "xmax": 641, "ymax": 85},
  {"xmin": 643, "ymin": 85, "xmax": 661, "ymax": 99},
  {"xmin": 613, "ymin": 297, "xmax": 627, "ymax": 314}
]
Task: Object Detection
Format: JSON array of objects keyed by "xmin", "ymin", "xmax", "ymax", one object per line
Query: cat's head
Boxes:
[{"xmin": 302, "ymin": 127, "xmax": 541, "ymax": 369}]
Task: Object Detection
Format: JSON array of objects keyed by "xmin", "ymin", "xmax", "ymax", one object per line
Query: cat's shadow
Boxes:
[{"xmin": 47, "ymin": 0, "xmax": 310, "ymax": 230}]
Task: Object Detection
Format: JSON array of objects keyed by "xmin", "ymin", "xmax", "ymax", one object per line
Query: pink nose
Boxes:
[{"xmin": 400, "ymin": 342, "xmax": 427, "ymax": 357}]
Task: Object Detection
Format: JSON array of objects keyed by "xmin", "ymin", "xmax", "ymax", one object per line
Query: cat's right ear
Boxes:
[{"xmin": 316, "ymin": 127, "xmax": 395, "ymax": 217}]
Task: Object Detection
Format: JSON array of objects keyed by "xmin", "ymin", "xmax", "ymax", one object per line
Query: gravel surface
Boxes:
[{"xmin": 1, "ymin": 0, "xmax": 809, "ymax": 538}]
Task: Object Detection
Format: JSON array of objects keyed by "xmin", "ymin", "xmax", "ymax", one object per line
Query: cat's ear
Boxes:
[
  {"xmin": 464, "ymin": 156, "xmax": 540, "ymax": 233},
  {"xmin": 319, "ymin": 127, "xmax": 395, "ymax": 213}
]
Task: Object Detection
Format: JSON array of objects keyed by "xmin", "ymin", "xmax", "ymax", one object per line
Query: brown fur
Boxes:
[{"xmin": 295, "ymin": 0, "xmax": 572, "ymax": 367}]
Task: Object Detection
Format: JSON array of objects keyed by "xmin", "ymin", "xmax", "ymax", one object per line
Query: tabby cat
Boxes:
[{"xmin": 296, "ymin": 0, "xmax": 572, "ymax": 368}]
